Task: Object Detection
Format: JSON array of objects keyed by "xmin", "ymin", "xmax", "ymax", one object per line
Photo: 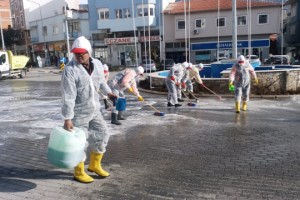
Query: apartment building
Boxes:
[
  {"xmin": 163, "ymin": 0, "xmax": 282, "ymax": 63},
  {"xmin": 284, "ymin": 0, "xmax": 300, "ymax": 59},
  {"xmin": 0, "ymin": 0, "xmax": 12, "ymax": 50},
  {"xmin": 88, "ymin": 0, "xmax": 175, "ymax": 66}
]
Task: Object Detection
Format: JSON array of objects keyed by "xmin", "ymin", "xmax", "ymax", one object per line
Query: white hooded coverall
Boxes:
[
  {"xmin": 108, "ymin": 68, "xmax": 141, "ymax": 98},
  {"xmin": 186, "ymin": 65, "xmax": 203, "ymax": 92},
  {"xmin": 61, "ymin": 38, "xmax": 112, "ymax": 161},
  {"xmin": 229, "ymin": 60, "xmax": 257, "ymax": 102},
  {"xmin": 165, "ymin": 64, "xmax": 184, "ymax": 104}
]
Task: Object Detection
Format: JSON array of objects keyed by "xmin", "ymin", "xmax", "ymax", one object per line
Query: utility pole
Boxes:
[
  {"xmin": 232, "ymin": 0, "xmax": 237, "ymax": 59},
  {"xmin": 64, "ymin": 3, "xmax": 71, "ymax": 59}
]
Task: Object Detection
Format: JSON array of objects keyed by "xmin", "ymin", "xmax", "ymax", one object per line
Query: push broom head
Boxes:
[
  {"xmin": 154, "ymin": 112, "xmax": 165, "ymax": 116},
  {"xmin": 188, "ymin": 102, "xmax": 197, "ymax": 107}
]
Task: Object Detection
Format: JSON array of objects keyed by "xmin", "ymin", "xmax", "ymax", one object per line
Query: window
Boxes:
[
  {"xmin": 115, "ymin": 9, "xmax": 122, "ymax": 19},
  {"xmin": 166, "ymin": 43, "xmax": 173, "ymax": 48},
  {"xmin": 258, "ymin": 14, "xmax": 268, "ymax": 24},
  {"xmin": 0, "ymin": 54, "xmax": 6, "ymax": 64},
  {"xmin": 150, "ymin": 7, "xmax": 154, "ymax": 16},
  {"xmin": 217, "ymin": 17, "xmax": 226, "ymax": 27},
  {"xmin": 43, "ymin": 26, "xmax": 47, "ymax": 36},
  {"xmin": 177, "ymin": 20, "xmax": 185, "ymax": 30},
  {"xmin": 19, "ymin": 0, "xmax": 22, "ymax": 11},
  {"xmin": 137, "ymin": 4, "xmax": 155, "ymax": 17},
  {"xmin": 123, "ymin": 8, "xmax": 131, "ymax": 18},
  {"xmin": 237, "ymin": 16, "xmax": 246, "ymax": 26},
  {"xmin": 98, "ymin": 8, "xmax": 109, "ymax": 20},
  {"xmin": 53, "ymin": 25, "xmax": 58, "ymax": 34},
  {"xmin": 20, "ymin": 14, "xmax": 24, "ymax": 26},
  {"xmin": 195, "ymin": 19, "xmax": 205, "ymax": 29}
]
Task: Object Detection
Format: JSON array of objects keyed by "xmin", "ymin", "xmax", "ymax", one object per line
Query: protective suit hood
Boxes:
[{"xmin": 71, "ymin": 36, "xmax": 92, "ymax": 55}]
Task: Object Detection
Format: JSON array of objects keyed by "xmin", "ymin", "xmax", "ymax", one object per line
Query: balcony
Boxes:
[{"xmin": 97, "ymin": 16, "xmax": 156, "ymax": 32}]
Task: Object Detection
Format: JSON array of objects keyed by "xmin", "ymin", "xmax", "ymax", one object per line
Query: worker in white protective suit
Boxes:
[
  {"xmin": 165, "ymin": 63, "xmax": 185, "ymax": 107},
  {"xmin": 107, "ymin": 66, "xmax": 144, "ymax": 125},
  {"xmin": 37, "ymin": 55, "xmax": 42, "ymax": 68},
  {"xmin": 229, "ymin": 55, "xmax": 258, "ymax": 113},
  {"xmin": 61, "ymin": 36, "xmax": 117, "ymax": 183},
  {"xmin": 100, "ymin": 64, "xmax": 110, "ymax": 109},
  {"xmin": 185, "ymin": 63, "xmax": 204, "ymax": 94},
  {"xmin": 176, "ymin": 62, "xmax": 190, "ymax": 102}
]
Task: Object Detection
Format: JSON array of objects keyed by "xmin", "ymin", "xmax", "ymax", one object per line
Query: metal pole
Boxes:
[
  {"xmin": 64, "ymin": 3, "xmax": 71, "ymax": 59},
  {"xmin": 131, "ymin": 0, "xmax": 138, "ymax": 67},
  {"xmin": 0, "ymin": 19, "xmax": 5, "ymax": 50},
  {"xmin": 217, "ymin": 0, "xmax": 220, "ymax": 60},
  {"xmin": 184, "ymin": 0, "xmax": 187, "ymax": 61},
  {"xmin": 281, "ymin": 0, "xmax": 284, "ymax": 64},
  {"xmin": 232, "ymin": 0, "xmax": 237, "ymax": 59},
  {"xmin": 188, "ymin": 0, "xmax": 191, "ymax": 62}
]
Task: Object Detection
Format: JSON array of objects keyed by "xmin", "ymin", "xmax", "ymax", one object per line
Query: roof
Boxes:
[{"xmin": 164, "ymin": 0, "xmax": 282, "ymax": 14}]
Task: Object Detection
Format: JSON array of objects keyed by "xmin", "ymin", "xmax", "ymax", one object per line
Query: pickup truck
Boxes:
[{"xmin": 0, "ymin": 50, "xmax": 29, "ymax": 79}]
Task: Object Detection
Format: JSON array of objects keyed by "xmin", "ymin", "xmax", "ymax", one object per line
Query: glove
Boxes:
[
  {"xmin": 128, "ymin": 87, "xmax": 134, "ymax": 94},
  {"xmin": 175, "ymin": 82, "xmax": 181, "ymax": 87},
  {"xmin": 137, "ymin": 96, "xmax": 144, "ymax": 101},
  {"xmin": 170, "ymin": 75, "xmax": 176, "ymax": 81},
  {"xmin": 108, "ymin": 93, "xmax": 117, "ymax": 101},
  {"xmin": 229, "ymin": 81, "xmax": 234, "ymax": 92},
  {"xmin": 254, "ymin": 78, "xmax": 259, "ymax": 85},
  {"xmin": 181, "ymin": 82, "xmax": 186, "ymax": 89}
]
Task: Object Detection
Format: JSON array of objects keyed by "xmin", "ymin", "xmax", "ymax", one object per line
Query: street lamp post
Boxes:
[
  {"xmin": 0, "ymin": 19, "xmax": 5, "ymax": 50},
  {"xmin": 64, "ymin": 3, "xmax": 71, "ymax": 59},
  {"xmin": 28, "ymin": 0, "xmax": 48, "ymax": 66}
]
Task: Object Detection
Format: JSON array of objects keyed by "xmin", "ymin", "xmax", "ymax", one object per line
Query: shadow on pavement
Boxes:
[{"xmin": 0, "ymin": 166, "xmax": 72, "ymax": 192}]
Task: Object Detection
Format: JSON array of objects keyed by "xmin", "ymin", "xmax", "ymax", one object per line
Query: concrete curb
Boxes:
[{"xmin": 138, "ymin": 87, "xmax": 294, "ymax": 99}]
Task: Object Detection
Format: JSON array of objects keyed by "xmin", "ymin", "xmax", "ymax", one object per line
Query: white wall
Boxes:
[{"xmin": 24, "ymin": 0, "xmax": 79, "ymax": 29}]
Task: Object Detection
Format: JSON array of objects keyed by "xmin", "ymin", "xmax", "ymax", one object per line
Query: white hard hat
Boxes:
[
  {"xmin": 188, "ymin": 63, "xmax": 193, "ymax": 67},
  {"xmin": 103, "ymin": 64, "xmax": 108, "ymax": 71},
  {"xmin": 136, "ymin": 66, "xmax": 144, "ymax": 75},
  {"xmin": 237, "ymin": 55, "xmax": 246, "ymax": 62},
  {"xmin": 197, "ymin": 63, "xmax": 204, "ymax": 69},
  {"xmin": 182, "ymin": 61, "xmax": 189, "ymax": 68},
  {"xmin": 71, "ymin": 36, "xmax": 92, "ymax": 55}
]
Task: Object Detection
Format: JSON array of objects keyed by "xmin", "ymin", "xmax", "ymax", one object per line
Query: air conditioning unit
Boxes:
[{"xmin": 193, "ymin": 29, "xmax": 199, "ymax": 34}]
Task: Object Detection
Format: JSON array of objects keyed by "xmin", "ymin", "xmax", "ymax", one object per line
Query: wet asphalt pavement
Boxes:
[{"xmin": 0, "ymin": 67, "xmax": 300, "ymax": 200}]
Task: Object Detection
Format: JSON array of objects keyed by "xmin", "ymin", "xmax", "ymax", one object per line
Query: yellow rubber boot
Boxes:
[
  {"xmin": 242, "ymin": 101, "xmax": 247, "ymax": 111},
  {"xmin": 235, "ymin": 102, "xmax": 240, "ymax": 113},
  {"xmin": 88, "ymin": 152, "xmax": 110, "ymax": 177},
  {"xmin": 74, "ymin": 162, "xmax": 94, "ymax": 183}
]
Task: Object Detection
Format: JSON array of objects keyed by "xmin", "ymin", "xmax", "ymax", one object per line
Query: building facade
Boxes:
[
  {"xmin": 284, "ymin": 0, "xmax": 300, "ymax": 60},
  {"xmin": 88, "ymin": 0, "xmax": 175, "ymax": 66},
  {"xmin": 0, "ymin": 0, "xmax": 12, "ymax": 50},
  {"xmin": 163, "ymin": 0, "xmax": 282, "ymax": 64}
]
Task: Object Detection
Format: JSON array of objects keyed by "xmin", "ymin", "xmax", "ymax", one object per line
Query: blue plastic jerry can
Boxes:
[
  {"xmin": 47, "ymin": 127, "xmax": 86, "ymax": 169},
  {"xmin": 116, "ymin": 98, "xmax": 126, "ymax": 111}
]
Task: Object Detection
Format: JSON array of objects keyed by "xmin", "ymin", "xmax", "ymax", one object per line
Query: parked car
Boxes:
[
  {"xmin": 246, "ymin": 55, "xmax": 261, "ymax": 68},
  {"xmin": 141, "ymin": 59, "xmax": 156, "ymax": 72},
  {"xmin": 212, "ymin": 57, "xmax": 229, "ymax": 62},
  {"xmin": 158, "ymin": 59, "xmax": 175, "ymax": 71},
  {"xmin": 264, "ymin": 56, "xmax": 289, "ymax": 65}
]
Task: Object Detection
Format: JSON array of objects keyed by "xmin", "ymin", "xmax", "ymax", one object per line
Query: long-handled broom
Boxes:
[
  {"xmin": 182, "ymin": 90, "xmax": 198, "ymax": 106},
  {"xmin": 129, "ymin": 92, "xmax": 165, "ymax": 116},
  {"xmin": 200, "ymin": 84, "xmax": 226, "ymax": 101},
  {"xmin": 144, "ymin": 101, "xmax": 165, "ymax": 116}
]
